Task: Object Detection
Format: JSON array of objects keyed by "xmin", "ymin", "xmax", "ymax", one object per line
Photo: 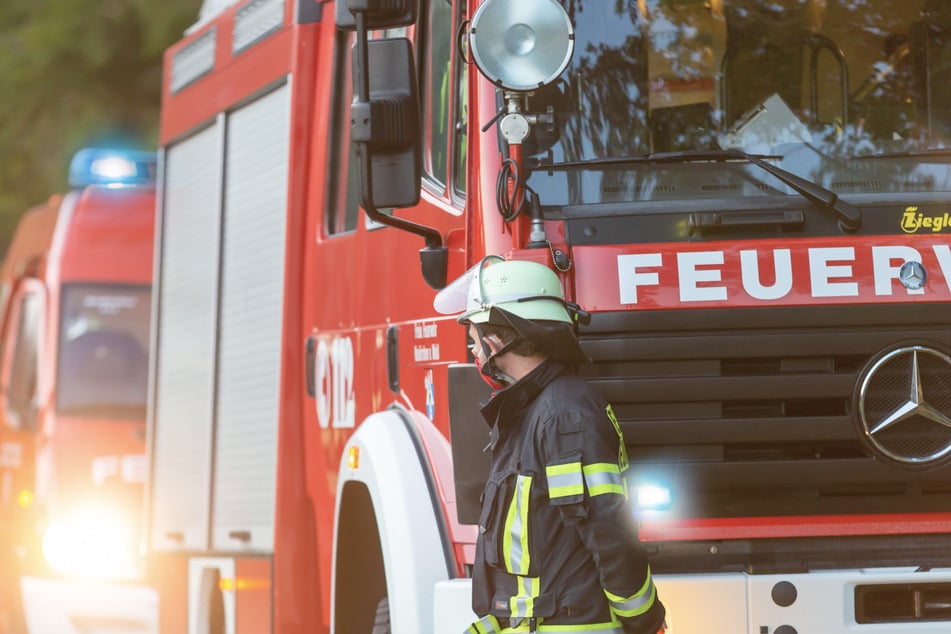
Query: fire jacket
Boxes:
[{"xmin": 466, "ymin": 359, "xmax": 665, "ymax": 634}]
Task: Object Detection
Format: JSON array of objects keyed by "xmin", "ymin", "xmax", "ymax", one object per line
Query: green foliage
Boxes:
[{"xmin": 0, "ymin": 0, "xmax": 199, "ymax": 255}]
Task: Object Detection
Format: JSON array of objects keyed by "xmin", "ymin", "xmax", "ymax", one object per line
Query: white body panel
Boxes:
[
  {"xmin": 431, "ymin": 569, "xmax": 951, "ymax": 633},
  {"xmin": 332, "ymin": 409, "xmax": 451, "ymax": 634},
  {"xmin": 661, "ymin": 567, "xmax": 951, "ymax": 632},
  {"xmin": 21, "ymin": 576, "xmax": 158, "ymax": 634},
  {"xmin": 433, "ymin": 579, "xmax": 478, "ymax": 634}
]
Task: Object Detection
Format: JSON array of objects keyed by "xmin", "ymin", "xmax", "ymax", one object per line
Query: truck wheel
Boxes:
[{"xmin": 371, "ymin": 597, "xmax": 390, "ymax": 634}]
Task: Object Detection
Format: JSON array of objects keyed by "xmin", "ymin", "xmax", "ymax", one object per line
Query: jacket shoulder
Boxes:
[{"xmin": 535, "ymin": 372, "xmax": 608, "ymax": 432}]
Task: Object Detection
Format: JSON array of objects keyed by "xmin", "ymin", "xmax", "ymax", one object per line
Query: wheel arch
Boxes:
[{"xmin": 331, "ymin": 406, "xmax": 454, "ymax": 633}]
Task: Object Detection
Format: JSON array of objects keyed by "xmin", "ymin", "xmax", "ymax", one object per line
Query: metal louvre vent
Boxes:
[
  {"xmin": 577, "ymin": 304, "xmax": 951, "ymax": 518},
  {"xmin": 152, "ymin": 124, "xmax": 222, "ymax": 551},
  {"xmin": 211, "ymin": 83, "xmax": 290, "ymax": 552},
  {"xmin": 233, "ymin": 0, "xmax": 285, "ymax": 54},
  {"xmin": 830, "ymin": 179, "xmax": 885, "ymax": 191},
  {"xmin": 170, "ymin": 28, "xmax": 216, "ymax": 94}
]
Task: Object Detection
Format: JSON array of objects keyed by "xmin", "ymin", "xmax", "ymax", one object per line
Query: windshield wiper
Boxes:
[
  {"xmin": 531, "ymin": 149, "xmax": 862, "ymax": 231},
  {"xmin": 852, "ymin": 147, "xmax": 951, "ymax": 160}
]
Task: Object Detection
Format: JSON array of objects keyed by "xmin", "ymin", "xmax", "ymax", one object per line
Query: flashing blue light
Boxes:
[
  {"xmin": 91, "ymin": 156, "xmax": 138, "ymax": 181},
  {"xmin": 69, "ymin": 148, "xmax": 156, "ymax": 188},
  {"xmin": 635, "ymin": 483, "xmax": 672, "ymax": 513}
]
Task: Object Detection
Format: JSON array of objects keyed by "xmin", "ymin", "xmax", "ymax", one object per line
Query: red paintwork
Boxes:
[
  {"xmin": 234, "ymin": 559, "xmax": 273, "ymax": 633},
  {"xmin": 152, "ymin": 554, "xmax": 188, "ymax": 634},
  {"xmin": 639, "ymin": 514, "xmax": 951, "ymax": 541},
  {"xmin": 58, "ymin": 188, "xmax": 155, "ymax": 284},
  {"xmin": 575, "ymin": 234, "xmax": 951, "ymax": 311}
]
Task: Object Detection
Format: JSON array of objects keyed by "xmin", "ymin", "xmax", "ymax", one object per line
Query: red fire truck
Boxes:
[
  {"xmin": 148, "ymin": 0, "xmax": 951, "ymax": 632},
  {"xmin": 0, "ymin": 148, "xmax": 156, "ymax": 633}
]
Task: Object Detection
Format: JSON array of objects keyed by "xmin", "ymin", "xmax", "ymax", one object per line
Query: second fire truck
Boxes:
[{"xmin": 0, "ymin": 148, "xmax": 156, "ymax": 633}]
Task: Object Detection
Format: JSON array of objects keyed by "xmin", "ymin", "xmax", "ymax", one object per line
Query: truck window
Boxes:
[
  {"xmin": 7, "ymin": 293, "xmax": 41, "ymax": 430},
  {"xmin": 327, "ymin": 32, "xmax": 361, "ymax": 236},
  {"xmin": 56, "ymin": 284, "xmax": 151, "ymax": 420},
  {"xmin": 422, "ymin": 0, "xmax": 453, "ymax": 190},
  {"xmin": 452, "ymin": 0, "xmax": 468, "ymax": 197},
  {"xmin": 329, "ymin": 6, "xmax": 462, "ymax": 230},
  {"xmin": 518, "ymin": 0, "xmax": 951, "ymax": 208}
]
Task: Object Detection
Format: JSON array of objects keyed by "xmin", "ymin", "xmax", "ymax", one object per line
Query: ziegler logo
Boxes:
[{"xmin": 901, "ymin": 206, "xmax": 951, "ymax": 233}]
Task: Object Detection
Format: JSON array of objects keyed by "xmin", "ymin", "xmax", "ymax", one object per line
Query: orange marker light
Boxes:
[
  {"xmin": 347, "ymin": 446, "xmax": 360, "ymax": 470},
  {"xmin": 17, "ymin": 489, "xmax": 33, "ymax": 508}
]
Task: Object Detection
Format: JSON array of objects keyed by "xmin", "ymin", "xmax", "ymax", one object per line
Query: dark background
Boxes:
[{"xmin": 0, "ymin": 0, "xmax": 199, "ymax": 256}]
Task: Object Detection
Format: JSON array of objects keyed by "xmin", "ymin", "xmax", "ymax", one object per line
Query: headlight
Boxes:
[{"xmin": 41, "ymin": 506, "xmax": 139, "ymax": 580}]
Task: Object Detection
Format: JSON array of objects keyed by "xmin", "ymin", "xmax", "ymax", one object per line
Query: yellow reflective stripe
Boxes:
[
  {"xmin": 604, "ymin": 567, "xmax": 657, "ymax": 618},
  {"xmin": 502, "ymin": 474, "xmax": 532, "ymax": 575},
  {"xmin": 468, "ymin": 614, "xmax": 502, "ymax": 633},
  {"xmin": 605, "ymin": 404, "xmax": 628, "ymax": 471},
  {"xmin": 546, "ymin": 462, "xmax": 583, "ymax": 499},
  {"xmin": 500, "ymin": 622, "xmax": 623, "ymax": 633},
  {"xmin": 582, "ymin": 463, "xmax": 625, "ymax": 497},
  {"xmin": 509, "ymin": 575, "xmax": 540, "ymax": 618}
]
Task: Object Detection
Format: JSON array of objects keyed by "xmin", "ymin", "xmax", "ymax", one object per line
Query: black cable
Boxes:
[{"xmin": 496, "ymin": 158, "xmax": 534, "ymax": 222}]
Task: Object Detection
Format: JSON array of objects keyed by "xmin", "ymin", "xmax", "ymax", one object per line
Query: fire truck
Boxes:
[
  {"xmin": 0, "ymin": 148, "xmax": 156, "ymax": 633},
  {"xmin": 147, "ymin": 0, "xmax": 951, "ymax": 632}
]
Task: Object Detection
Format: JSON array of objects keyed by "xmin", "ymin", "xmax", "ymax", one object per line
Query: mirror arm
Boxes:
[{"xmin": 356, "ymin": 146, "xmax": 444, "ymax": 250}]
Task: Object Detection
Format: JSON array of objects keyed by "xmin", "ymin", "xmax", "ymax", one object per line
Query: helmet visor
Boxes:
[{"xmin": 433, "ymin": 255, "xmax": 504, "ymax": 318}]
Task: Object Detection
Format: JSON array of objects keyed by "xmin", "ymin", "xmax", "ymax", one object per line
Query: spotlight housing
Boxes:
[{"xmin": 469, "ymin": 0, "xmax": 574, "ymax": 92}]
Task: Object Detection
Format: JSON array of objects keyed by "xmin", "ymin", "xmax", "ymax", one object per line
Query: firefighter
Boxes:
[{"xmin": 434, "ymin": 256, "xmax": 667, "ymax": 634}]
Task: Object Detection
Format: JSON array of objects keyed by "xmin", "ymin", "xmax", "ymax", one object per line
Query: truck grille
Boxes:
[{"xmin": 578, "ymin": 303, "xmax": 951, "ymax": 518}]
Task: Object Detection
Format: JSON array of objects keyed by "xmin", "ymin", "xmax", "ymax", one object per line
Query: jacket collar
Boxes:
[{"xmin": 480, "ymin": 358, "xmax": 568, "ymax": 432}]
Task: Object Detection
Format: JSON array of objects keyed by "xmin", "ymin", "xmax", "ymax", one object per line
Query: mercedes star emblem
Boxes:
[
  {"xmin": 898, "ymin": 260, "xmax": 927, "ymax": 290},
  {"xmin": 857, "ymin": 345, "xmax": 951, "ymax": 467}
]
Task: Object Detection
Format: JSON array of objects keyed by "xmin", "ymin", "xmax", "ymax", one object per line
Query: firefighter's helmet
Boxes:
[
  {"xmin": 436, "ymin": 256, "xmax": 572, "ymax": 325},
  {"xmin": 434, "ymin": 256, "xmax": 589, "ymax": 364}
]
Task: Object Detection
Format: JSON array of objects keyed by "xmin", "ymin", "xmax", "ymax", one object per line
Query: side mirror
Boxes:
[
  {"xmin": 335, "ymin": 0, "xmax": 417, "ymax": 31},
  {"xmin": 352, "ymin": 37, "xmax": 421, "ymax": 210},
  {"xmin": 343, "ymin": 0, "xmax": 448, "ymax": 289}
]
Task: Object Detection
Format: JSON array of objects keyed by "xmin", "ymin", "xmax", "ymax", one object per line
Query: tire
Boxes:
[{"xmin": 371, "ymin": 597, "xmax": 390, "ymax": 634}]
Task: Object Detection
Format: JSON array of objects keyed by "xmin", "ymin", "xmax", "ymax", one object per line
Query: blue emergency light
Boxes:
[{"xmin": 68, "ymin": 148, "xmax": 156, "ymax": 188}]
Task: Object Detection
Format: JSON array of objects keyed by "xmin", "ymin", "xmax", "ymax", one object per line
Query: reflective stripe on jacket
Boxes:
[{"xmin": 465, "ymin": 612, "xmax": 628, "ymax": 633}]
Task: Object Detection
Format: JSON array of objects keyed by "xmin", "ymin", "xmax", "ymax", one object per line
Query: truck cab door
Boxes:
[
  {"xmin": 0, "ymin": 279, "xmax": 45, "ymax": 433},
  {"xmin": 0, "ymin": 278, "xmax": 47, "ymax": 511}
]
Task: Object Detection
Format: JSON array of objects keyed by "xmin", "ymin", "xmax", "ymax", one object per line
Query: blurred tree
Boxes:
[{"xmin": 0, "ymin": 0, "xmax": 199, "ymax": 256}]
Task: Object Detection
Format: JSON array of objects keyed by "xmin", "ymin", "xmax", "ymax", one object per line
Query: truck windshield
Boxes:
[
  {"xmin": 522, "ymin": 0, "xmax": 951, "ymax": 206},
  {"xmin": 56, "ymin": 284, "xmax": 151, "ymax": 420}
]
